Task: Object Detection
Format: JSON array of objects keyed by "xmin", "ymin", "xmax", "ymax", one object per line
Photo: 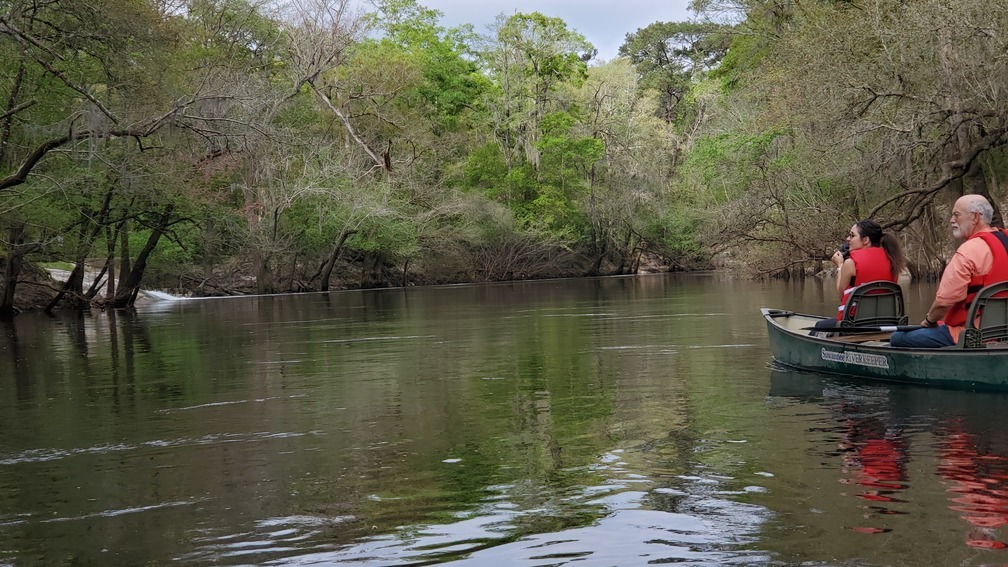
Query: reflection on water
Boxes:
[
  {"xmin": 190, "ymin": 460, "xmax": 772, "ymax": 566},
  {"xmin": 0, "ymin": 275, "xmax": 778, "ymax": 566},
  {"xmin": 937, "ymin": 423, "xmax": 1008, "ymax": 549},
  {"xmin": 766, "ymin": 365, "xmax": 1008, "ymax": 562},
  {"xmin": 837, "ymin": 405, "xmax": 908, "ymax": 530},
  {"xmin": 3, "ymin": 274, "xmax": 1006, "ymax": 565}
]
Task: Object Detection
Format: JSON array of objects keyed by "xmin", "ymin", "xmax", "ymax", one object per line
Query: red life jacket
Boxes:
[
  {"xmin": 943, "ymin": 229, "xmax": 1008, "ymax": 327},
  {"xmin": 836, "ymin": 247, "xmax": 894, "ymax": 320}
]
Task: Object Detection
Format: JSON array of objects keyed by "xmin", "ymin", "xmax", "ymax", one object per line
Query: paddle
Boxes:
[{"xmin": 801, "ymin": 324, "xmax": 924, "ymax": 334}]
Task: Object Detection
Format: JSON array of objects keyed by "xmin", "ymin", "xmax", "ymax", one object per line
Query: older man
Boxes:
[{"xmin": 890, "ymin": 194, "xmax": 1008, "ymax": 348}]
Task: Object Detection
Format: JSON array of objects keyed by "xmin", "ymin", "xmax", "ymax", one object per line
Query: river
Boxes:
[{"xmin": 1, "ymin": 273, "xmax": 1005, "ymax": 565}]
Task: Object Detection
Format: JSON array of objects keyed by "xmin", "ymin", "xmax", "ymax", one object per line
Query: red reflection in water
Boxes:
[
  {"xmin": 937, "ymin": 423, "xmax": 1008, "ymax": 550},
  {"xmin": 858, "ymin": 439, "xmax": 907, "ymax": 490},
  {"xmin": 839, "ymin": 416, "xmax": 908, "ymax": 534},
  {"xmin": 840, "ymin": 419, "xmax": 907, "ymax": 499}
]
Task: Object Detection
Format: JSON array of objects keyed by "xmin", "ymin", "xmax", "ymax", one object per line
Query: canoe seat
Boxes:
[
  {"xmin": 960, "ymin": 281, "xmax": 1008, "ymax": 349},
  {"xmin": 839, "ymin": 280, "xmax": 907, "ymax": 331}
]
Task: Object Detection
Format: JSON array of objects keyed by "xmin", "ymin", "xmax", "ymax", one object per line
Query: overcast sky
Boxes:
[{"xmin": 419, "ymin": 0, "xmax": 695, "ymax": 62}]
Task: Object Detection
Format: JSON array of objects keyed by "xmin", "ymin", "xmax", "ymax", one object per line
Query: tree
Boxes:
[
  {"xmin": 479, "ymin": 12, "xmax": 595, "ymax": 173},
  {"xmin": 681, "ymin": 0, "xmax": 1008, "ymax": 276},
  {"xmin": 0, "ymin": 0, "xmax": 254, "ymax": 191},
  {"xmin": 0, "ymin": 0, "xmax": 299, "ymax": 308},
  {"xmin": 574, "ymin": 59, "xmax": 690, "ymax": 273},
  {"xmin": 619, "ymin": 20, "xmax": 730, "ymax": 125}
]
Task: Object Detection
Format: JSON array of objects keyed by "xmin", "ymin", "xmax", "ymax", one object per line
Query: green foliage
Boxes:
[
  {"xmin": 518, "ymin": 187, "xmax": 582, "ymax": 238},
  {"xmin": 681, "ymin": 129, "xmax": 788, "ymax": 204},
  {"xmin": 619, "ymin": 21, "xmax": 731, "ymax": 124},
  {"xmin": 459, "ymin": 143, "xmax": 509, "ymax": 196},
  {"xmin": 673, "ymin": 0, "xmax": 1008, "ymax": 276},
  {"xmin": 367, "ymin": 0, "xmax": 486, "ymax": 132},
  {"xmin": 535, "ymin": 112, "xmax": 603, "ymax": 232},
  {"xmin": 654, "ymin": 202, "xmax": 703, "ymax": 250},
  {"xmin": 146, "ymin": 229, "xmax": 192, "ymax": 267},
  {"xmin": 707, "ymin": 30, "xmax": 770, "ymax": 98},
  {"xmin": 180, "ymin": 0, "xmax": 284, "ymax": 68},
  {"xmin": 497, "ymin": 12, "xmax": 594, "ymax": 82},
  {"xmin": 7, "ymin": 0, "xmax": 877, "ymax": 307},
  {"xmin": 504, "ymin": 166, "xmax": 539, "ymax": 207}
]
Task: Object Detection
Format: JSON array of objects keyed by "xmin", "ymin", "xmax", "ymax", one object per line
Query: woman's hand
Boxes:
[{"xmin": 831, "ymin": 250, "xmax": 844, "ymax": 266}]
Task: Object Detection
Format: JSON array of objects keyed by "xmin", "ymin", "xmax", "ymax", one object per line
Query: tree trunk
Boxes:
[
  {"xmin": 0, "ymin": 223, "xmax": 26, "ymax": 317},
  {"xmin": 87, "ymin": 220, "xmax": 127, "ymax": 301},
  {"xmin": 0, "ymin": 63, "xmax": 26, "ymax": 165},
  {"xmin": 103, "ymin": 222, "xmax": 120, "ymax": 300},
  {"xmin": 85, "ymin": 263, "xmax": 109, "ymax": 300},
  {"xmin": 46, "ymin": 207, "xmax": 95, "ymax": 312},
  {"xmin": 44, "ymin": 264, "xmax": 85, "ymax": 313},
  {"xmin": 359, "ymin": 253, "xmax": 383, "ymax": 288},
  {"xmin": 118, "ymin": 218, "xmax": 131, "ymax": 293},
  {"xmin": 320, "ymin": 229, "xmax": 357, "ymax": 292},
  {"xmin": 981, "ymin": 154, "xmax": 1004, "ymax": 227},
  {"xmin": 54, "ymin": 187, "xmax": 117, "ymax": 311},
  {"xmin": 203, "ymin": 216, "xmax": 214, "ymax": 282},
  {"xmin": 110, "ymin": 205, "xmax": 173, "ymax": 308},
  {"xmin": 255, "ymin": 251, "xmax": 274, "ymax": 294}
]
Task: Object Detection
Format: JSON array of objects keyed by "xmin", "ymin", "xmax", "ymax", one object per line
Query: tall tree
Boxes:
[
  {"xmin": 683, "ymin": 0, "xmax": 1008, "ymax": 276},
  {"xmin": 480, "ymin": 12, "xmax": 595, "ymax": 173},
  {"xmin": 619, "ymin": 21, "xmax": 730, "ymax": 125},
  {"xmin": 574, "ymin": 59, "xmax": 690, "ymax": 273}
]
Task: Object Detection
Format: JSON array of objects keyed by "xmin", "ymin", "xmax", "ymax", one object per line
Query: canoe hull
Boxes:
[{"xmin": 762, "ymin": 308, "xmax": 1008, "ymax": 390}]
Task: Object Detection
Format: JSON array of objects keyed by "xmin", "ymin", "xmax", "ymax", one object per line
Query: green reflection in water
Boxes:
[{"xmin": 11, "ymin": 275, "xmax": 967, "ymax": 565}]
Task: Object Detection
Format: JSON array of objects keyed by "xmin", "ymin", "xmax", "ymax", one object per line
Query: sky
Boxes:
[{"xmin": 419, "ymin": 0, "xmax": 695, "ymax": 62}]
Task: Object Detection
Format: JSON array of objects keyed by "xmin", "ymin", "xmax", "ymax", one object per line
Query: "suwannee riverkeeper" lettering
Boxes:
[{"xmin": 820, "ymin": 348, "xmax": 890, "ymax": 369}]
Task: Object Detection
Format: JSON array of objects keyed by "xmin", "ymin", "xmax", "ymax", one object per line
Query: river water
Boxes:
[{"xmin": 1, "ymin": 273, "xmax": 1005, "ymax": 566}]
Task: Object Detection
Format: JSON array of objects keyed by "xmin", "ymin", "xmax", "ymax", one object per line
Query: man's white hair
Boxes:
[{"xmin": 965, "ymin": 195, "xmax": 994, "ymax": 224}]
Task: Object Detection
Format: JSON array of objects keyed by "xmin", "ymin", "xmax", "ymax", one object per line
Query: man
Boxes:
[{"xmin": 890, "ymin": 194, "xmax": 1008, "ymax": 348}]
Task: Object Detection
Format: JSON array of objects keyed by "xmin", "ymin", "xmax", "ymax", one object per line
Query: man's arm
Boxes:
[
  {"xmin": 921, "ymin": 299, "xmax": 956, "ymax": 327},
  {"xmin": 922, "ymin": 240, "xmax": 989, "ymax": 326}
]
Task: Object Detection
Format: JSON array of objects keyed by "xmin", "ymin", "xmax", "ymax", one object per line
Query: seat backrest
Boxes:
[
  {"xmin": 839, "ymin": 280, "xmax": 907, "ymax": 329},
  {"xmin": 959, "ymin": 281, "xmax": 1008, "ymax": 349}
]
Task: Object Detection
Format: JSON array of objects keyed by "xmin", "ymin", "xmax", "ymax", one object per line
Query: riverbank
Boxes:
[
  {"xmin": 3, "ymin": 252, "xmax": 679, "ymax": 316},
  {"xmin": 4, "ymin": 268, "xmax": 160, "ymax": 314}
]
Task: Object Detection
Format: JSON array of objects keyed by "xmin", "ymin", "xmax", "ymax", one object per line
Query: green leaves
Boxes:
[
  {"xmin": 619, "ymin": 21, "xmax": 730, "ymax": 124},
  {"xmin": 3, "ymin": 0, "xmax": 752, "ymax": 309}
]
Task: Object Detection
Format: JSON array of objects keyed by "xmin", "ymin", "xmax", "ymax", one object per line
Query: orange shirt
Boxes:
[{"xmin": 937, "ymin": 229, "xmax": 997, "ymax": 343}]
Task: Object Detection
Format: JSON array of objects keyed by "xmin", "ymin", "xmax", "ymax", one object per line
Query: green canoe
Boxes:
[{"xmin": 761, "ymin": 307, "xmax": 1008, "ymax": 391}]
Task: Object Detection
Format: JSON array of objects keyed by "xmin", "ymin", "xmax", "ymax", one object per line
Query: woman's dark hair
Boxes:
[{"xmin": 855, "ymin": 219, "xmax": 906, "ymax": 279}]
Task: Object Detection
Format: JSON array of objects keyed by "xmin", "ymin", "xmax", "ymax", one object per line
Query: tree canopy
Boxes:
[{"xmin": 2, "ymin": 0, "xmax": 1006, "ymax": 314}]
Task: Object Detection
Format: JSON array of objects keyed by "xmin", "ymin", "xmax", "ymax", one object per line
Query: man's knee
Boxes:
[
  {"xmin": 890, "ymin": 331, "xmax": 917, "ymax": 347},
  {"xmin": 889, "ymin": 327, "xmax": 953, "ymax": 348}
]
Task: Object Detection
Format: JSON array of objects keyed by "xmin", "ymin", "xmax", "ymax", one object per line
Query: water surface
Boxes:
[{"xmin": 1, "ymin": 274, "xmax": 1004, "ymax": 565}]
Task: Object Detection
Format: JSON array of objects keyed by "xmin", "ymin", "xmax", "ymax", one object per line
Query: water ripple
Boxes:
[
  {"xmin": 188, "ymin": 455, "xmax": 770, "ymax": 566},
  {"xmin": 0, "ymin": 431, "xmax": 316, "ymax": 465},
  {"xmin": 43, "ymin": 501, "xmax": 197, "ymax": 523},
  {"xmin": 157, "ymin": 394, "xmax": 308, "ymax": 413}
]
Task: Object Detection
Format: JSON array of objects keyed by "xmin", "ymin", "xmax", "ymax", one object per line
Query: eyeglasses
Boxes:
[
  {"xmin": 951, "ymin": 211, "xmax": 978, "ymax": 220},
  {"xmin": 847, "ymin": 231, "xmax": 857, "ymax": 239}
]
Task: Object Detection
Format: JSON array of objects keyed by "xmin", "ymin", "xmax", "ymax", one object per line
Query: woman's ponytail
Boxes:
[{"xmin": 880, "ymin": 233, "xmax": 906, "ymax": 279}]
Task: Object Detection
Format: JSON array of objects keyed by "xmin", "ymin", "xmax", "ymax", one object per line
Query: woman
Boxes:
[{"xmin": 816, "ymin": 220, "xmax": 906, "ymax": 328}]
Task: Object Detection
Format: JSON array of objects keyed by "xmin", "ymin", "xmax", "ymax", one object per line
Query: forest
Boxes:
[{"xmin": 1, "ymin": 0, "xmax": 1006, "ymax": 315}]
